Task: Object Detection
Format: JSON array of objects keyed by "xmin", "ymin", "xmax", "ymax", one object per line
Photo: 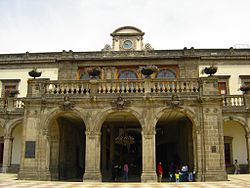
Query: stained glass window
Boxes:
[
  {"xmin": 157, "ymin": 69, "xmax": 176, "ymax": 79},
  {"xmin": 119, "ymin": 70, "xmax": 137, "ymax": 79}
]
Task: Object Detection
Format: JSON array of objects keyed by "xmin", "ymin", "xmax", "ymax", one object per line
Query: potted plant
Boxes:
[
  {"xmin": 140, "ymin": 65, "xmax": 158, "ymax": 78},
  {"xmin": 203, "ymin": 66, "xmax": 218, "ymax": 76},
  {"xmin": 28, "ymin": 67, "xmax": 42, "ymax": 79},
  {"xmin": 6, "ymin": 89, "xmax": 19, "ymax": 97},
  {"xmin": 240, "ymin": 84, "xmax": 250, "ymax": 93},
  {"xmin": 87, "ymin": 67, "xmax": 101, "ymax": 78}
]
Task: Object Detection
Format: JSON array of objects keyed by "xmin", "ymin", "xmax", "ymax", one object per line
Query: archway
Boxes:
[
  {"xmin": 223, "ymin": 119, "xmax": 248, "ymax": 173},
  {"xmin": 10, "ymin": 123, "xmax": 22, "ymax": 172},
  {"xmin": 156, "ymin": 110, "xmax": 194, "ymax": 182},
  {"xmin": 101, "ymin": 112, "xmax": 142, "ymax": 182},
  {"xmin": 49, "ymin": 112, "xmax": 86, "ymax": 181}
]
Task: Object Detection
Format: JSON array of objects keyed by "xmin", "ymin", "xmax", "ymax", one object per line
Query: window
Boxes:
[
  {"xmin": 217, "ymin": 76, "xmax": 230, "ymax": 95},
  {"xmin": 218, "ymin": 82, "xmax": 227, "ymax": 95},
  {"xmin": 156, "ymin": 69, "xmax": 176, "ymax": 79},
  {"xmin": 118, "ymin": 70, "xmax": 137, "ymax": 79},
  {"xmin": 1, "ymin": 79, "xmax": 20, "ymax": 98},
  {"xmin": 239, "ymin": 75, "xmax": 250, "ymax": 86}
]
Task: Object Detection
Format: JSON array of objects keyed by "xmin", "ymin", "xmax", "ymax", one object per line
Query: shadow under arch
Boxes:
[
  {"xmin": 155, "ymin": 108, "xmax": 196, "ymax": 182},
  {"xmin": 45, "ymin": 108, "xmax": 86, "ymax": 181},
  {"xmin": 98, "ymin": 109, "xmax": 143, "ymax": 182},
  {"xmin": 223, "ymin": 116, "xmax": 249, "ymax": 174},
  {"xmin": 5, "ymin": 117, "xmax": 23, "ymax": 136}
]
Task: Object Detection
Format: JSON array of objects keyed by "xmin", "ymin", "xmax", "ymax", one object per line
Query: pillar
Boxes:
[
  {"xmin": 247, "ymin": 133, "xmax": 250, "ymax": 173},
  {"xmin": 101, "ymin": 127, "xmax": 107, "ymax": 170},
  {"xmin": 2, "ymin": 134, "xmax": 13, "ymax": 173},
  {"xmin": 141, "ymin": 129, "xmax": 157, "ymax": 182},
  {"xmin": 83, "ymin": 131, "xmax": 102, "ymax": 182}
]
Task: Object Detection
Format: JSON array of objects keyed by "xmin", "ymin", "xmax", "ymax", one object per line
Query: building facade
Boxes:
[{"xmin": 0, "ymin": 26, "xmax": 250, "ymax": 182}]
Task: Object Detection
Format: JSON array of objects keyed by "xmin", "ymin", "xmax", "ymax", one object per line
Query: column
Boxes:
[
  {"xmin": 110, "ymin": 126, "xmax": 115, "ymax": 166},
  {"xmin": 2, "ymin": 135, "xmax": 13, "ymax": 173},
  {"xmin": 83, "ymin": 131, "xmax": 102, "ymax": 182},
  {"xmin": 247, "ymin": 133, "xmax": 250, "ymax": 173},
  {"xmin": 141, "ymin": 129, "xmax": 157, "ymax": 182},
  {"xmin": 101, "ymin": 127, "xmax": 107, "ymax": 170}
]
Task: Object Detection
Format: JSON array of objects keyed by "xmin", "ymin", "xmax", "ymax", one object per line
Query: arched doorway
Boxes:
[
  {"xmin": 156, "ymin": 110, "xmax": 194, "ymax": 181},
  {"xmin": 49, "ymin": 112, "xmax": 86, "ymax": 181},
  {"xmin": 223, "ymin": 119, "xmax": 248, "ymax": 173},
  {"xmin": 10, "ymin": 123, "xmax": 22, "ymax": 172},
  {"xmin": 101, "ymin": 112, "xmax": 142, "ymax": 182}
]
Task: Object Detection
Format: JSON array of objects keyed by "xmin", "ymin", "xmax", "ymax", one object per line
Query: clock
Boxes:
[{"xmin": 122, "ymin": 40, "xmax": 133, "ymax": 49}]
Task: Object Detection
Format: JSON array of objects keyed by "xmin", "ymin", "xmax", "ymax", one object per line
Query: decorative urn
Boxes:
[
  {"xmin": 240, "ymin": 85, "xmax": 250, "ymax": 93},
  {"xmin": 28, "ymin": 68, "xmax": 42, "ymax": 79},
  {"xmin": 140, "ymin": 65, "xmax": 158, "ymax": 78},
  {"xmin": 203, "ymin": 66, "xmax": 218, "ymax": 76}
]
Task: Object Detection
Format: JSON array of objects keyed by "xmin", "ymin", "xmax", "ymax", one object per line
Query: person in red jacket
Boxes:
[{"xmin": 157, "ymin": 162, "xmax": 163, "ymax": 182}]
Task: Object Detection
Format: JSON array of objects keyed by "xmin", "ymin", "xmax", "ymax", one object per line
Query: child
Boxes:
[{"xmin": 175, "ymin": 170, "xmax": 180, "ymax": 182}]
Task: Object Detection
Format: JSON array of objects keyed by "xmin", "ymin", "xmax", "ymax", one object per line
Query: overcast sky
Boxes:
[{"xmin": 0, "ymin": 0, "xmax": 250, "ymax": 54}]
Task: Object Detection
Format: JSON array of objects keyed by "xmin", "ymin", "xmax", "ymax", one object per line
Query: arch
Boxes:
[
  {"xmin": 118, "ymin": 70, "xmax": 138, "ymax": 79},
  {"xmin": 5, "ymin": 117, "xmax": 23, "ymax": 136},
  {"xmin": 154, "ymin": 107, "xmax": 197, "ymax": 130},
  {"xmin": 157, "ymin": 69, "xmax": 177, "ymax": 79},
  {"xmin": 94, "ymin": 107, "xmax": 144, "ymax": 132},
  {"xmin": 223, "ymin": 116, "xmax": 250, "ymax": 135},
  {"xmin": 111, "ymin": 26, "xmax": 144, "ymax": 36},
  {"xmin": 42, "ymin": 107, "xmax": 87, "ymax": 132}
]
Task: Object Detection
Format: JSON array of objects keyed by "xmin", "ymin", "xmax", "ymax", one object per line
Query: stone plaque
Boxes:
[{"xmin": 25, "ymin": 141, "xmax": 36, "ymax": 158}]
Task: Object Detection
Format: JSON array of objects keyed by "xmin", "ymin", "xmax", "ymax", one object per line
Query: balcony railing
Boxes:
[
  {"xmin": 223, "ymin": 95, "xmax": 244, "ymax": 107},
  {"xmin": 44, "ymin": 78, "xmax": 200, "ymax": 95},
  {"xmin": 0, "ymin": 97, "xmax": 24, "ymax": 110}
]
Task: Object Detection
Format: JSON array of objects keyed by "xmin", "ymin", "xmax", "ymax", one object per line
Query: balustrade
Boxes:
[{"xmin": 223, "ymin": 95, "xmax": 244, "ymax": 107}]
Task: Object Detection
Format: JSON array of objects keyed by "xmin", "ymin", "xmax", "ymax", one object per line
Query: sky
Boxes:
[{"xmin": 0, "ymin": 0, "xmax": 250, "ymax": 54}]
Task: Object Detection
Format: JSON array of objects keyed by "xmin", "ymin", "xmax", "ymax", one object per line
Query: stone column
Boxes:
[
  {"xmin": 246, "ymin": 133, "xmax": 250, "ymax": 173},
  {"xmin": 110, "ymin": 126, "xmax": 115, "ymax": 165},
  {"xmin": 199, "ymin": 77, "xmax": 227, "ymax": 181},
  {"xmin": 2, "ymin": 135, "xmax": 13, "ymax": 173},
  {"xmin": 83, "ymin": 131, "xmax": 102, "ymax": 182},
  {"xmin": 101, "ymin": 127, "xmax": 107, "ymax": 170},
  {"xmin": 141, "ymin": 129, "xmax": 157, "ymax": 182}
]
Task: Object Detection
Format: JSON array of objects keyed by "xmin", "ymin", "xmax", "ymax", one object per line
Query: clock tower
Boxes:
[{"xmin": 102, "ymin": 26, "xmax": 153, "ymax": 51}]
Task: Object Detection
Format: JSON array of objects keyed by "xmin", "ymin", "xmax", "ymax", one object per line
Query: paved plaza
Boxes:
[{"xmin": 0, "ymin": 173, "xmax": 250, "ymax": 188}]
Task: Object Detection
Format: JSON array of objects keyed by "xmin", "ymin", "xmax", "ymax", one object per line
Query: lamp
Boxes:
[{"xmin": 115, "ymin": 116, "xmax": 135, "ymax": 145}]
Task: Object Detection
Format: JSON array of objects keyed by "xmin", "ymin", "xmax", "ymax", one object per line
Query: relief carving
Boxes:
[
  {"xmin": 59, "ymin": 95, "xmax": 75, "ymax": 111},
  {"xmin": 111, "ymin": 95, "xmax": 130, "ymax": 110}
]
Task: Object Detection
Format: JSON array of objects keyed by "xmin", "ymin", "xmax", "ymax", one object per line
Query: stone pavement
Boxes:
[{"xmin": 0, "ymin": 173, "xmax": 250, "ymax": 188}]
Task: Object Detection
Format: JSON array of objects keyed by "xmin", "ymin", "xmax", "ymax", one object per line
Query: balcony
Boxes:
[{"xmin": 0, "ymin": 78, "xmax": 249, "ymax": 113}]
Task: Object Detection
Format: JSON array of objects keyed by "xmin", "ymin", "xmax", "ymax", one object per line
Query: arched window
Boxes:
[
  {"xmin": 80, "ymin": 72, "xmax": 90, "ymax": 80},
  {"xmin": 157, "ymin": 69, "xmax": 176, "ymax": 79},
  {"xmin": 118, "ymin": 70, "xmax": 137, "ymax": 79}
]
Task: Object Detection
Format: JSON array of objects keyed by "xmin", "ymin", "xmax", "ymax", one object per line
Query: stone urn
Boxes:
[
  {"xmin": 240, "ymin": 85, "xmax": 250, "ymax": 93},
  {"xmin": 203, "ymin": 66, "xmax": 217, "ymax": 76},
  {"xmin": 6, "ymin": 89, "xmax": 19, "ymax": 97},
  {"xmin": 28, "ymin": 68, "xmax": 42, "ymax": 79},
  {"xmin": 140, "ymin": 65, "xmax": 158, "ymax": 78},
  {"xmin": 87, "ymin": 67, "xmax": 101, "ymax": 79}
]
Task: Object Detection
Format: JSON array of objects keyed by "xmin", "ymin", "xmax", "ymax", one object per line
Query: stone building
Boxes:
[{"xmin": 0, "ymin": 26, "xmax": 250, "ymax": 182}]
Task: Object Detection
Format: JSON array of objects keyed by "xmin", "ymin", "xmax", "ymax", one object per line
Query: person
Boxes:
[
  {"xmin": 123, "ymin": 163, "xmax": 129, "ymax": 181},
  {"xmin": 157, "ymin": 162, "xmax": 163, "ymax": 182},
  {"xmin": 175, "ymin": 170, "xmax": 180, "ymax": 182},
  {"xmin": 234, "ymin": 159, "xmax": 240, "ymax": 174},
  {"xmin": 169, "ymin": 162, "xmax": 176, "ymax": 182},
  {"xmin": 111, "ymin": 160, "xmax": 116, "ymax": 181}
]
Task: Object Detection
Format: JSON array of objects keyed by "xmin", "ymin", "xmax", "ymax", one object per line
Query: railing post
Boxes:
[
  {"xmin": 89, "ymin": 79, "xmax": 98, "ymax": 98},
  {"xmin": 27, "ymin": 78, "xmax": 49, "ymax": 97},
  {"xmin": 243, "ymin": 93, "xmax": 250, "ymax": 108},
  {"xmin": 144, "ymin": 78, "xmax": 152, "ymax": 93}
]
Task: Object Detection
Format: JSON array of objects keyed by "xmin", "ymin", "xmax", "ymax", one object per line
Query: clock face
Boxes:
[{"xmin": 123, "ymin": 40, "xmax": 133, "ymax": 49}]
